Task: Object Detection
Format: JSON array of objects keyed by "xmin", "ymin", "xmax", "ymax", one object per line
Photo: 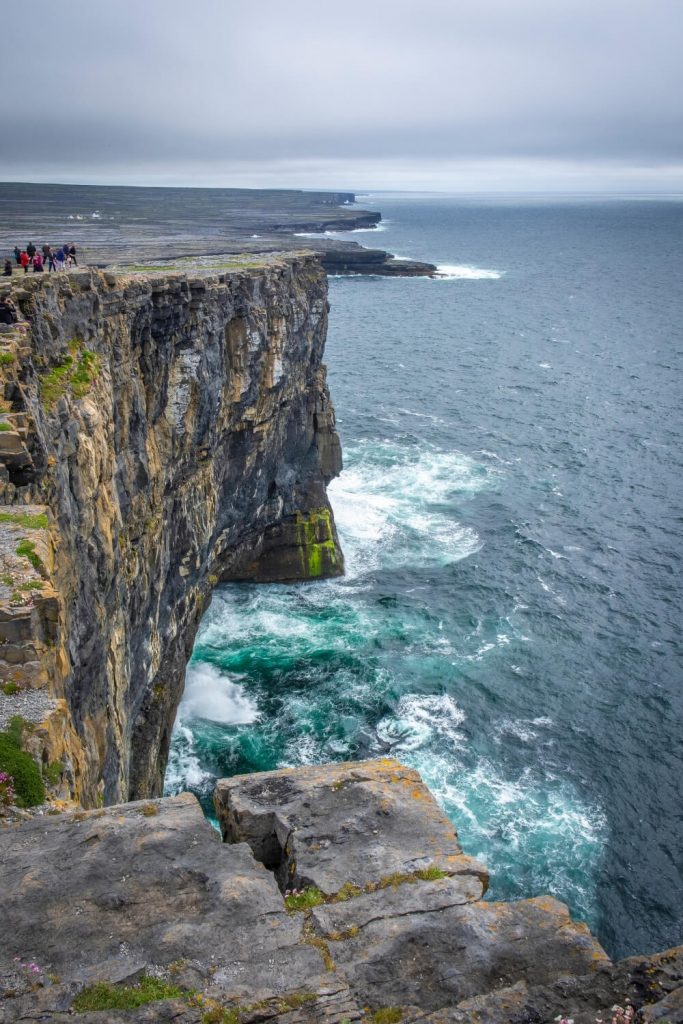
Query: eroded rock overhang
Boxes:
[{"xmin": 0, "ymin": 254, "xmax": 343, "ymax": 806}]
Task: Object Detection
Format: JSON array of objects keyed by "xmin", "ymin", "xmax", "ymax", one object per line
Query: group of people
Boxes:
[{"xmin": 3, "ymin": 242, "xmax": 78, "ymax": 276}]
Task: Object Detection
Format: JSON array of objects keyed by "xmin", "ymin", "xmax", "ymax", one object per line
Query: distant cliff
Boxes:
[{"xmin": 0, "ymin": 256, "xmax": 343, "ymax": 805}]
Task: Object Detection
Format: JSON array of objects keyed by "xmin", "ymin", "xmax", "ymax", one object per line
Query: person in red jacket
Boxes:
[{"xmin": 19, "ymin": 251, "xmax": 29, "ymax": 273}]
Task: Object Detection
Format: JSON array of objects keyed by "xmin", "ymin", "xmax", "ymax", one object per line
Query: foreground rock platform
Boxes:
[{"xmin": 1, "ymin": 760, "xmax": 681, "ymax": 1022}]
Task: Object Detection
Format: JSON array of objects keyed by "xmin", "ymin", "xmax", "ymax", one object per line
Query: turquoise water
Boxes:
[{"xmin": 165, "ymin": 196, "xmax": 683, "ymax": 959}]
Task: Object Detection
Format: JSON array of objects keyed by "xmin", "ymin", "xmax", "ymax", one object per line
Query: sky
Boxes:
[{"xmin": 3, "ymin": 0, "xmax": 682, "ymax": 192}]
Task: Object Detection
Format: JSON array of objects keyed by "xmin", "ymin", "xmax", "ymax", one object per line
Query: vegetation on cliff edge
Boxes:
[{"xmin": 0, "ymin": 716, "xmax": 45, "ymax": 807}]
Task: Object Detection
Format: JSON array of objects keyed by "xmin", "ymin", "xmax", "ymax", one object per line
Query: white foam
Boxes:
[
  {"xmin": 328, "ymin": 442, "xmax": 490, "ymax": 576},
  {"xmin": 163, "ymin": 723, "xmax": 213, "ymax": 796},
  {"xmin": 178, "ymin": 662, "xmax": 259, "ymax": 725},
  {"xmin": 434, "ymin": 264, "xmax": 503, "ymax": 280},
  {"xmin": 376, "ymin": 693, "xmax": 466, "ymax": 753}
]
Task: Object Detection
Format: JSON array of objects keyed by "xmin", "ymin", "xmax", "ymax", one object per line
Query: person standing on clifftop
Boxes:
[
  {"xmin": 46, "ymin": 246, "xmax": 56, "ymax": 272},
  {"xmin": 69, "ymin": 243, "xmax": 77, "ymax": 266},
  {"xmin": 13, "ymin": 246, "xmax": 20, "ymax": 265},
  {"xmin": 26, "ymin": 242, "xmax": 36, "ymax": 260},
  {"xmin": 19, "ymin": 251, "xmax": 29, "ymax": 273},
  {"xmin": 32, "ymin": 252, "xmax": 43, "ymax": 273}
]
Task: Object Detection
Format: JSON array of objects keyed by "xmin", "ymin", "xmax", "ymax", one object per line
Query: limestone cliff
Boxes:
[{"xmin": 0, "ymin": 256, "xmax": 343, "ymax": 806}]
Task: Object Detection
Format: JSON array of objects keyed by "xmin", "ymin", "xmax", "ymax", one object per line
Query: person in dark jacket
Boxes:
[
  {"xmin": 46, "ymin": 246, "xmax": 55, "ymax": 272},
  {"xmin": 13, "ymin": 246, "xmax": 21, "ymax": 265},
  {"xmin": 26, "ymin": 242, "xmax": 36, "ymax": 259},
  {"xmin": 68, "ymin": 244, "xmax": 77, "ymax": 266},
  {"xmin": 0, "ymin": 296, "xmax": 17, "ymax": 323},
  {"xmin": 3, "ymin": 259, "xmax": 12, "ymax": 277}
]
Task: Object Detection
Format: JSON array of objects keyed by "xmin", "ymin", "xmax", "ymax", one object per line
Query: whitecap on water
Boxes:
[
  {"xmin": 328, "ymin": 441, "xmax": 496, "ymax": 576},
  {"xmin": 178, "ymin": 662, "xmax": 259, "ymax": 726},
  {"xmin": 376, "ymin": 693, "xmax": 467, "ymax": 752},
  {"xmin": 434, "ymin": 264, "xmax": 503, "ymax": 280}
]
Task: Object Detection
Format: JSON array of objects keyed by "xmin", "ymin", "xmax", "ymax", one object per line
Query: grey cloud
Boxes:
[{"xmin": 3, "ymin": 0, "xmax": 682, "ymax": 187}]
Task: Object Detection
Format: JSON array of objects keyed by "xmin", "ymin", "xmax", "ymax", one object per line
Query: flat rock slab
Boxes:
[
  {"xmin": 319, "ymin": 892, "xmax": 610, "ymax": 1013},
  {"xmin": 0, "ymin": 792, "xmax": 327, "ymax": 1018},
  {"xmin": 214, "ymin": 758, "xmax": 488, "ymax": 894}
]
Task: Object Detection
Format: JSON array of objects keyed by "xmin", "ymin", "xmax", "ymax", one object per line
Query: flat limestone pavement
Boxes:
[
  {"xmin": 213, "ymin": 758, "xmax": 489, "ymax": 894},
  {"xmin": 1, "ymin": 760, "xmax": 682, "ymax": 1022}
]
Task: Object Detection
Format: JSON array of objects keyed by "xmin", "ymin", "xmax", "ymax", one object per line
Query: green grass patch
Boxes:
[
  {"xmin": 0, "ymin": 511, "xmax": 48, "ymax": 529},
  {"xmin": 370, "ymin": 1009, "xmax": 403, "ymax": 1024},
  {"xmin": 72, "ymin": 975, "xmax": 184, "ymax": 1012},
  {"xmin": 1, "ymin": 682, "xmax": 20, "ymax": 695},
  {"xmin": 0, "ymin": 422, "xmax": 12, "ymax": 431},
  {"xmin": 39, "ymin": 343, "xmax": 98, "ymax": 408},
  {"xmin": 39, "ymin": 356, "xmax": 73, "ymax": 407},
  {"xmin": 71, "ymin": 349, "xmax": 98, "ymax": 398},
  {"xmin": 43, "ymin": 760, "xmax": 63, "ymax": 786},
  {"xmin": 0, "ymin": 352, "xmax": 14, "ymax": 366},
  {"xmin": 284, "ymin": 886, "xmax": 325, "ymax": 912},
  {"xmin": 335, "ymin": 882, "xmax": 363, "ymax": 901},
  {"xmin": 415, "ymin": 866, "xmax": 448, "ymax": 881},
  {"xmin": 201, "ymin": 1008, "xmax": 239, "ymax": 1024},
  {"xmin": 16, "ymin": 538, "xmax": 44, "ymax": 574},
  {"xmin": 0, "ymin": 716, "xmax": 45, "ymax": 807}
]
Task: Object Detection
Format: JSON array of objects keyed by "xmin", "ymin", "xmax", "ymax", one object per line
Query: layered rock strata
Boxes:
[
  {"xmin": 0, "ymin": 257, "xmax": 343, "ymax": 805},
  {"xmin": 1, "ymin": 759, "xmax": 680, "ymax": 1023}
]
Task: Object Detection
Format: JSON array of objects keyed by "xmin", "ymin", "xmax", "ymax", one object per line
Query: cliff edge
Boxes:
[
  {"xmin": 0, "ymin": 256, "xmax": 343, "ymax": 806},
  {"xmin": 1, "ymin": 759, "xmax": 680, "ymax": 1023}
]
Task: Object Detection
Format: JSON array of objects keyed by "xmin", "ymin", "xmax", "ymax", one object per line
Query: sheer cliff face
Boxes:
[{"xmin": 4, "ymin": 257, "xmax": 342, "ymax": 805}]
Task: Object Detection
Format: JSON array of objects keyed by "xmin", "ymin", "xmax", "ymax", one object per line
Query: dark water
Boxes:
[{"xmin": 165, "ymin": 195, "xmax": 683, "ymax": 959}]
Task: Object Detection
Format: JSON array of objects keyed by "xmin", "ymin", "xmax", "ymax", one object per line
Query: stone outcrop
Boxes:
[
  {"xmin": 0, "ymin": 256, "xmax": 343, "ymax": 806},
  {"xmin": 1, "ymin": 759, "xmax": 680, "ymax": 1023}
]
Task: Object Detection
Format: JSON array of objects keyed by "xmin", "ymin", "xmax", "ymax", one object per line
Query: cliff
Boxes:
[
  {"xmin": 1, "ymin": 759, "xmax": 680, "ymax": 1023},
  {"xmin": 0, "ymin": 256, "xmax": 343, "ymax": 806}
]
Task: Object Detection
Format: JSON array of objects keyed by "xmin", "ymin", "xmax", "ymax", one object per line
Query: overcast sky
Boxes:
[{"xmin": 3, "ymin": 0, "xmax": 682, "ymax": 191}]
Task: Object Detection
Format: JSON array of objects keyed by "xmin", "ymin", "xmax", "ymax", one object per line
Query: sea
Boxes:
[{"xmin": 164, "ymin": 194, "xmax": 683, "ymax": 961}]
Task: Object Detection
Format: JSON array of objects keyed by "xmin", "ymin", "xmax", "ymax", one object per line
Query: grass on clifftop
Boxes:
[
  {"xmin": 72, "ymin": 975, "xmax": 184, "ymax": 1012},
  {"xmin": 0, "ymin": 511, "xmax": 48, "ymax": 530},
  {"xmin": 284, "ymin": 886, "xmax": 325, "ymax": 912}
]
